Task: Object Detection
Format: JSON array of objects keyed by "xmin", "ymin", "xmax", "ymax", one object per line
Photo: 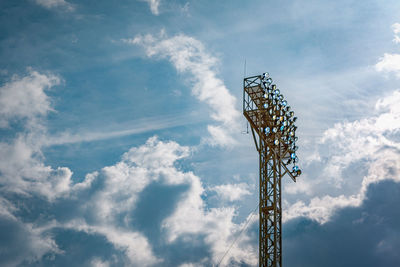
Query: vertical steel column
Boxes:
[{"xmin": 258, "ymin": 138, "xmax": 281, "ymax": 267}]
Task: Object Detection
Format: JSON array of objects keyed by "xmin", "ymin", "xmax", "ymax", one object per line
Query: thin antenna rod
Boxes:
[
  {"xmin": 244, "ymin": 59, "xmax": 249, "ymax": 134},
  {"xmin": 244, "ymin": 59, "xmax": 247, "ymax": 78}
]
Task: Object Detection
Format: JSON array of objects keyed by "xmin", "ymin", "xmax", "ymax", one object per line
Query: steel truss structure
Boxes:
[{"xmin": 243, "ymin": 74, "xmax": 301, "ymax": 267}]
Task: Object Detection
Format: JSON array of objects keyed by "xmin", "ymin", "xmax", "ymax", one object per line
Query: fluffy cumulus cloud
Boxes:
[
  {"xmin": 126, "ymin": 32, "xmax": 241, "ymax": 147},
  {"xmin": 284, "ymin": 26, "xmax": 400, "ymax": 223},
  {"xmin": 0, "ymin": 70, "xmax": 256, "ymax": 266},
  {"xmin": 162, "ymin": 177, "xmax": 256, "ymax": 266},
  {"xmin": 0, "ymin": 198, "xmax": 61, "ymax": 266},
  {"xmin": 284, "ymin": 89, "xmax": 400, "ymax": 223},
  {"xmin": 0, "ymin": 69, "xmax": 60, "ymax": 128},
  {"xmin": 79, "ymin": 137, "xmax": 256, "ymax": 266},
  {"xmin": 0, "ymin": 71, "xmax": 76, "ymax": 202},
  {"xmin": 375, "ymin": 23, "xmax": 400, "ymax": 77},
  {"xmin": 91, "ymin": 258, "xmax": 110, "ymax": 267},
  {"xmin": 0, "ymin": 71, "xmax": 70, "ymax": 266},
  {"xmin": 0, "ymin": 70, "xmax": 158, "ymax": 266},
  {"xmin": 210, "ymin": 183, "xmax": 252, "ymax": 202}
]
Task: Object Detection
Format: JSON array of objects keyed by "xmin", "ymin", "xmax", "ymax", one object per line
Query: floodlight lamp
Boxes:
[
  {"xmin": 280, "ymin": 125, "xmax": 285, "ymax": 131},
  {"xmin": 293, "ymin": 117, "xmax": 297, "ymax": 122},
  {"xmin": 290, "ymin": 153, "xmax": 296, "ymax": 159},
  {"xmin": 266, "ymin": 77, "xmax": 273, "ymax": 84},
  {"xmin": 262, "ymin": 72, "xmax": 269, "ymax": 79},
  {"xmin": 263, "ymin": 103, "xmax": 268, "ymax": 108},
  {"xmin": 272, "ymin": 127, "xmax": 278, "ymax": 133},
  {"xmin": 293, "ymin": 165, "xmax": 299, "ymax": 172},
  {"xmin": 271, "ymin": 84, "xmax": 277, "ymax": 90},
  {"xmin": 264, "ymin": 127, "xmax": 270, "ymax": 134},
  {"xmin": 274, "ymin": 89, "xmax": 280, "ymax": 95},
  {"xmin": 274, "ymin": 139, "xmax": 279, "ymax": 145},
  {"xmin": 263, "ymin": 93, "xmax": 268, "ymax": 98},
  {"xmin": 282, "ymin": 100, "xmax": 287, "ymax": 106},
  {"xmin": 289, "ymin": 111, "xmax": 294, "ymax": 117}
]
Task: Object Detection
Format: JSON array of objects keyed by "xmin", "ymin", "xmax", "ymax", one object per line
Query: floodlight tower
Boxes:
[{"xmin": 243, "ymin": 73, "xmax": 301, "ymax": 267}]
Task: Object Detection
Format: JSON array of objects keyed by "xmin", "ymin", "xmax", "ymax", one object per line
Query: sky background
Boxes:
[{"xmin": 1, "ymin": 0, "xmax": 400, "ymax": 266}]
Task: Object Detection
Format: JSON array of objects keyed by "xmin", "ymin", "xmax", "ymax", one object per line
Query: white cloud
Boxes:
[
  {"xmin": 375, "ymin": 53, "xmax": 400, "ymax": 77},
  {"xmin": 161, "ymin": 171, "xmax": 257, "ymax": 266},
  {"xmin": 91, "ymin": 258, "xmax": 110, "ymax": 267},
  {"xmin": 0, "ymin": 71, "xmax": 78, "ymax": 201},
  {"xmin": 43, "ymin": 112, "xmax": 203, "ymax": 146},
  {"xmin": 0, "ymin": 202, "xmax": 62, "ymax": 266},
  {"xmin": 0, "ymin": 69, "xmax": 60, "ymax": 128},
  {"xmin": 210, "ymin": 183, "xmax": 252, "ymax": 202},
  {"xmin": 179, "ymin": 264, "xmax": 198, "ymax": 267},
  {"xmin": 34, "ymin": 0, "xmax": 75, "ymax": 11},
  {"xmin": 284, "ymin": 90, "xmax": 400, "ymax": 223},
  {"xmin": 284, "ymin": 26, "xmax": 400, "ymax": 224},
  {"xmin": 85, "ymin": 136, "xmax": 190, "ymax": 224},
  {"xmin": 66, "ymin": 221, "xmax": 161, "ymax": 266},
  {"xmin": 392, "ymin": 23, "xmax": 400, "ymax": 44},
  {"xmin": 141, "ymin": 0, "xmax": 161, "ymax": 15},
  {"xmin": 83, "ymin": 136, "xmax": 256, "ymax": 266},
  {"xmin": 126, "ymin": 32, "xmax": 241, "ymax": 147},
  {"xmin": 375, "ymin": 23, "xmax": 400, "ymax": 77},
  {"xmin": 0, "ymin": 69, "xmax": 255, "ymax": 265}
]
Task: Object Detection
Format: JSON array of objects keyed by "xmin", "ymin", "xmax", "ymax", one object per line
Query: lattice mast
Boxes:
[{"xmin": 243, "ymin": 73, "xmax": 301, "ymax": 267}]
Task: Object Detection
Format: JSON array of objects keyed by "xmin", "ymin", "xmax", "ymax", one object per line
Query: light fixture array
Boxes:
[{"xmin": 260, "ymin": 72, "xmax": 301, "ymax": 178}]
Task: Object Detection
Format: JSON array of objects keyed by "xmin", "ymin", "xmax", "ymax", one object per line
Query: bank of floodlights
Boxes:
[{"xmin": 260, "ymin": 72, "xmax": 301, "ymax": 178}]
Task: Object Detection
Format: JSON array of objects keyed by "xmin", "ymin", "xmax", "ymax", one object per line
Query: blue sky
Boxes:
[{"xmin": 1, "ymin": 0, "xmax": 400, "ymax": 266}]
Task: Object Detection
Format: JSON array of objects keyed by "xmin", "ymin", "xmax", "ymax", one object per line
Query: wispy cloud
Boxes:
[
  {"xmin": 140, "ymin": 0, "xmax": 160, "ymax": 15},
  {"xmin": 34, "ymin": 0, "xmax": 75, "ymax": 11},
  {"xmin": 125, "ymin": 32, "xmax": 241, "ymax": 147},
  {"xmin": 44, "ymin": 112, "xmax": 203, "ymax": 146}
]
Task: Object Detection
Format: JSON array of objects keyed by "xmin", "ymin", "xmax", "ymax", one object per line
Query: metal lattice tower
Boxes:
[{"xmin": 243, "ymin": 73, "xmax": 301, "ymax": 267}]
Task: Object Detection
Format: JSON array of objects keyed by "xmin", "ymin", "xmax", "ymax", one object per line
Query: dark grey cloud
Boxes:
[{"xmin": 283, "ymin": 180, "xmax": 400, "ymax": 267}]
